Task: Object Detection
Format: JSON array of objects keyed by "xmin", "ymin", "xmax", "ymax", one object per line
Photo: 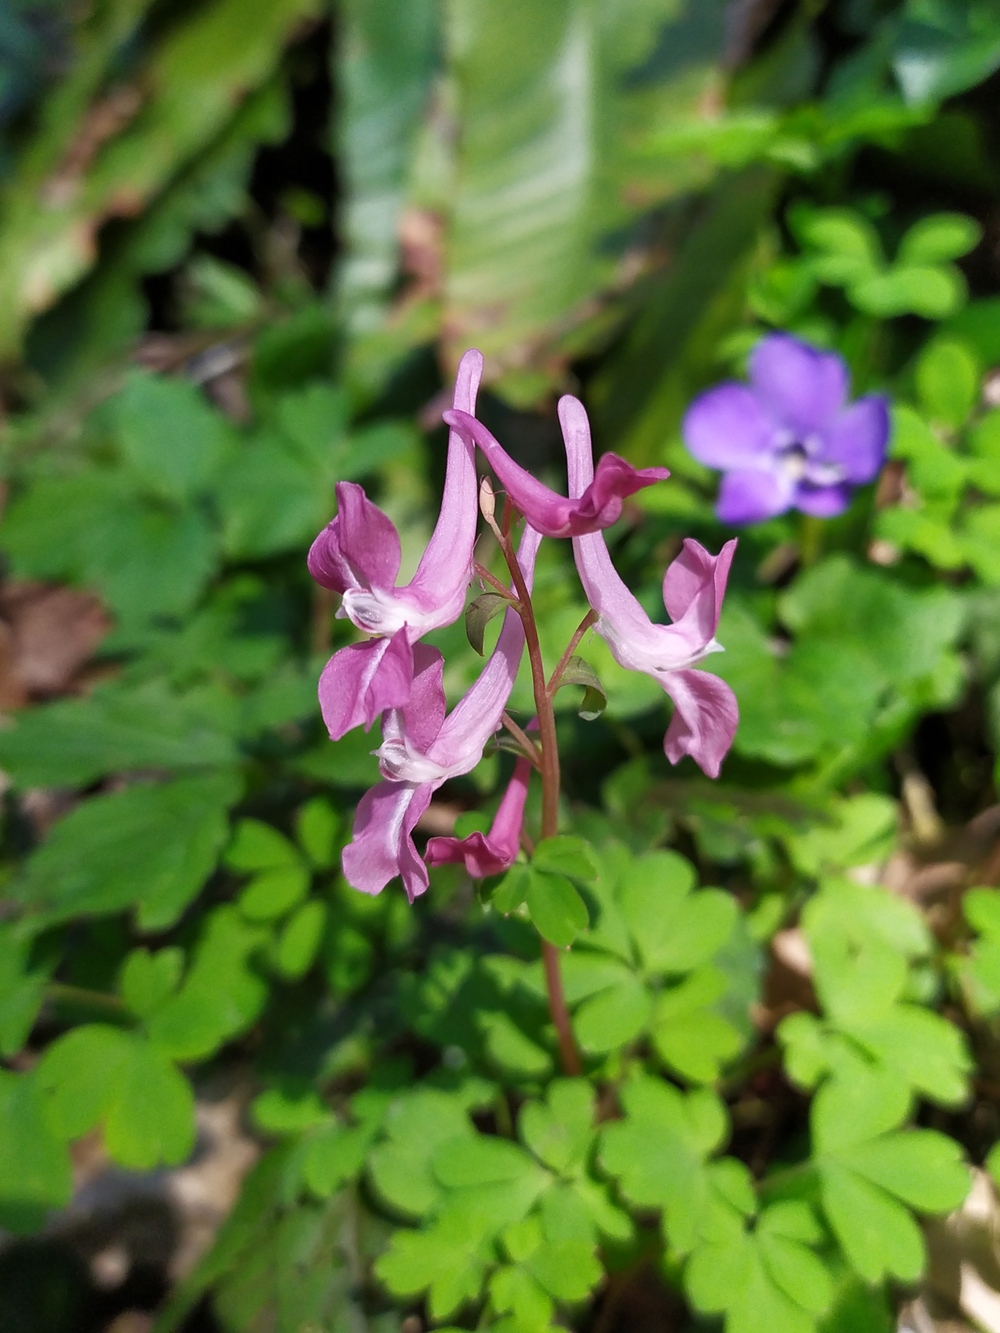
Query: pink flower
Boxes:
[
  {"xmin": 561, "ymin": 396, "xmax": 738, "ymax": 778},
  {"xmin": 443, "ymin": 408, "xmax": 668, "ymax": 538},
  {"xmin": 425, "ymin": 756, "xmax": 531, "ymax": 879},
  {"xmin": 342, "ymin": 527, "xmax": 541, "ymax": 900},
  {"xmin": 308, "ymin": 350, "xmax": 484, "ymax": 739}
]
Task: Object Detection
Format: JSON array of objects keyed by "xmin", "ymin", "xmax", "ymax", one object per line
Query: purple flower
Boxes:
[
  {"xmin": 308, "ymin": 350, "xmax": 484, "ymax": 738},
  {"xmin": 425, "ymin": 755, "xmax": 531, "ymax": 879},
  {"xmin": 562, "ymin": 396, "xmax": 738, "ymax": 778},
  {"xmin": 682, "ymin": 333, "xmax": 889, "ymax": 525},
  {"xmin": 443, "ymin": 408, "xmax": 668, "ymax": 537},
  {"xmin": 342, "ymin": 526, "xmax": 541, "ymax": 900}
]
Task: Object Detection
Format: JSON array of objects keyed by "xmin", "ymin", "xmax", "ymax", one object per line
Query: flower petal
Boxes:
[
  {"xmin": 794, "ymin": 481, "xmax": 853, "ymax": 517},
  {"xmin": 716, "ymin": 468, "xmax": 795, "ymax": 524},
  {"xmin": 445, "ymin": 406, "xmax": 666, "ymax": 537},
  {"xmin": 404, "ymin": 349, "xmax": 483, "ymax": 620},
  {"xmin": 749, "ymin": 333, "xmax": 848, "ymax": 434},
  {"xmin": 308, "ymin": 482, "xmax": 402, "ymax": 594},
  {"xmin": 661, "ymin": 669, "xmax": 739, "ymax": 778},
  {"xmin": 342, "ymin": 780, "xmax": 434, "ymax": 901},
  {"xmin": 425, "ymin": 756, "xmax": 531, "ymax": 878},
  {"xmin": 682, "ymin": 384, "xmax": 775, "ymax": 469},
  {"xmin": 318, "ymin": 630, "xmax": 413, "ymax": 740},
  {"xmin": 661, "ymin": 537, "xmax": 737, "ymax": 642},
  {"xmin": 820, "ymin": 395, "xmax": 890, "ymax": 483},
  {"xmin": 429, "ymin": 525, "xmax": 541, "ymax": 772},
  {"xmin": 391, "ymin": 643, "xmax": 447, "ymax": 753}
]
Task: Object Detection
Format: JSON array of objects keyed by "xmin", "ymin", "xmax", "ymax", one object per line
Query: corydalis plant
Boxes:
[{"xmin": 310, "ymin": 353, "xmax": 738, "ymax": 1073}]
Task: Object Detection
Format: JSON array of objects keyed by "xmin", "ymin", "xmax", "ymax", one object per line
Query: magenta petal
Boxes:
[
  {"xmin": 445, "ymin": 408, "xmax": 665, "ymax": 537},
  {"xmin": 661, "ymin": 670, "xmax": 738, "ymax": 778},
  {"xmin": 683, "ymin": 384, "xmax": 774, "ymax": 469},
  {"xmin": 820, "ymin": 395, "xmax": 889, "ymax": 483},
  {"xmin": 425, "ymin": 756, "xmax": 531, "ymax": 878},
  {"xmin": 318, "ymin": 630, "xmax": 413, "ymax": 740},
  {"xmin": 342, "ymin": 781, "xmax": 434, "ymax": 900},
  {"xmin": 396, "ymin": 643, "xmax": 447, "ymax": 752},
  {"xmin": 661, "ymin": 538, "xmax": 737, "ymax": 640},
  {"xmin": 749, "ymin": 334, "xmax": 848, "ymax": 434},
  {"xmin": 583, "ymin": 453, "xmax": 670, "ymax": 525},
  {"xmin": 794, "ymin": 482, "xmax": 852, "ymax": 517},
  {"xmin": 404, "ymin": 349, "xmax": 483, "ymax": 617},
  {"xmin": 308, "ymin": 482, "xmax": 402, "ymax": 593},
  {"xmin": 716, "ymin": 468, "xmax": 794, "ymax": 525}
]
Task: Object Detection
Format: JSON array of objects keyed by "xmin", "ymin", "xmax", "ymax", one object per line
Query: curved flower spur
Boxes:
[
  {"xmin": 308, "ymin": 349, "xmax": 485, "ymax": 739},
  {"xmin": 562, "ymin": 396, "xmax": 739, "ymax": 779},
  {"xmin": 682, "ymin": 332, "xmax": 889, "ymax": 525}
]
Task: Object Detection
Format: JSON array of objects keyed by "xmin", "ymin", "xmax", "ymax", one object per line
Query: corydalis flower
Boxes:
[
  {"xmin": 341, "ymin": 527, "xmax": 541, "ymax": 901},
  {"xmin": 683, "ymin": 333, "xmax": 889, "ymax": 525},
  {"xmin": 443, "ymin": 408, "xmax": 668, "ymax": 537},
  {"xmin": 562, "ymin": 397, "xmax": 738, "ymax": 778},
  {"xmin": 425, "ymin": 755, "xmax": 531, "ymax": 879},
  {"xmin": 308, "ymin": 351, "xmax": 484, "ymax": 738}
]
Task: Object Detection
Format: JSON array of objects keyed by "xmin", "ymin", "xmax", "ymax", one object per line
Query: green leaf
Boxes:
[
  {"xmin": 651, "ymin": 966, "xmax": 744, "ymax": 1083},
  {"xmin": 599, "ymin": 1078, "xmax": 728, "ymax": 1254},
  {"xmin": 119, "ymin": 947, "xmax": 184, "ymax": 1019},
  {"xmin": 465, "ymin": 592, "xmax": 512, "ymax": 655},
  {"xmin": 489, "ymin": 1265, "xmax": 554, "ymax": 1329},
  {"xmin": 849, "ymin": 264, "xmax": 965, "ymax": 319},
  {"xmin": 13, "ymin": 773, "xmax": 241, "ymax": 930},
  {"xmin": 0, "ymin": 681, "xmax": 240, "ymax": 789},
  {"xmin": 898, "ymin": 213, "xmax": 983, "ymax": 265},
  {"xmin": 215, "ymin": 432, "xmax": 330, "ymax": 559},
  {"xmin": 0, "ymin": 927, "xmax": 50, "ymax": 1057},
  {"xmin": 225, "ymin": 818, "xmax": 302, "ymax": 871},
  {"xmin": 36, "ymin": 1025, "xmax": 195, "ymax": 1170},
  {"xmin": 915, "ymin": 336, "xmax": 980, "ymax": 429},
  {"xmin": 239, "ymin": 865, "xmax": 311, "ymax": 922},
  {"xmin": 375, "ymin": 1215, "xmax": 489, "ymax": 1320},
  {"xmin": 368, "ymin": 1089, "xmax": 473, "ymax": 1219},
  {"xmin": 295, "ymin": 798, "xmax": 340, "ymax": 869},
  {"xmin": 619, "ymin": 852, "xmax": 735, "ymax": 975},
  {"xmin": 835, "ymin": 1131, "xmax": 969, "ymax": 1213},
  {"xmin": 792, "ymin": 206, "xmax": 882, "ymax": 284},
  {"xmin": 525, "ymin": 1238, "xmax": 602, "ymax": 1302},
  {"xmin": 274, "ymin": 899, "xmax": 327, "ymax": 979},
  {"xmin": 811, "ymin": 1064, "xmax": 911, "ymax": 1155},
  {"xmin": 574, "ymin": 975, "xmax": 652, "ymax": 1054},
  {"xmin": 432, "ymin": 1133, "xmax": 537, "ymax": 1189},
  {"xmin": 525, "ymin": 869, "xmax": 589, "ymax": 947},
  {"xmin": 493, "ymin": 862, "xmax": 531, "ymax": 913},
  {"xmin": 143, "ymin": 905, "xmax": 268, "ymax": 1060},
  {"xmin": 758, "ymin": 1233, "xmax": 833, "ymax": 1316},
  {"xmin": 114, "ymin": 369, "xmax": 234, "ymax": 502},
  {"xmin": 0, "ymin": 1071, "xmax": 73, "ymax": 1232},
  {"xmin": 818, "ymin": 1159, "xmax": 924, "ymax": 1284},
  {"xmin": 250, "ymin": 1083, "xmax": 330, "ymax": 1134},
  {"xmin": 554, "ymin": 656, "xmax": 607, "ymax": 720},
  {"xmin": 519, "ymin": 1080, "xmax": 594, "ymax": 1175},
  {"xmin": 481, "ymin": 1011, "xmax": 553, "ymax": 1078},
  {"xmin": 532, "ymin": 835, "xmax": 598, "ymax": 883}
]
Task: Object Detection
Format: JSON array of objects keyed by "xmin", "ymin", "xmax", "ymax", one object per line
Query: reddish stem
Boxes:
[{"xmin": 497, "ymin": 523, "xmax": 582, "ymax": 1077}]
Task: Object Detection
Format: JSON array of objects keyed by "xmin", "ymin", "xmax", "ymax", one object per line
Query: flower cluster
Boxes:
[
  {"xmin": 309, "ymin": 350, "xmax": 739, "ymax": 899},
  {"xmin": 683, "ymin": 333, "xmax": 889, "ymax": 525}
]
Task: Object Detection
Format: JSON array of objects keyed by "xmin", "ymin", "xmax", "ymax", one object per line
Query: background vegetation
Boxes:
[{"xmin": 2, "ymin": 1, "xmax": 1000, "ymax": 1330}]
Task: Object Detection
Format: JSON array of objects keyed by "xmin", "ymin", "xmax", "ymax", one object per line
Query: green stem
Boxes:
[
  {"xmin": 47, "ymin": 982, "xmax": 125, "ymax": 1014},
  {"xmin": 798, "ymin": 514, "xmax": 824, "ymax": 567}
]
